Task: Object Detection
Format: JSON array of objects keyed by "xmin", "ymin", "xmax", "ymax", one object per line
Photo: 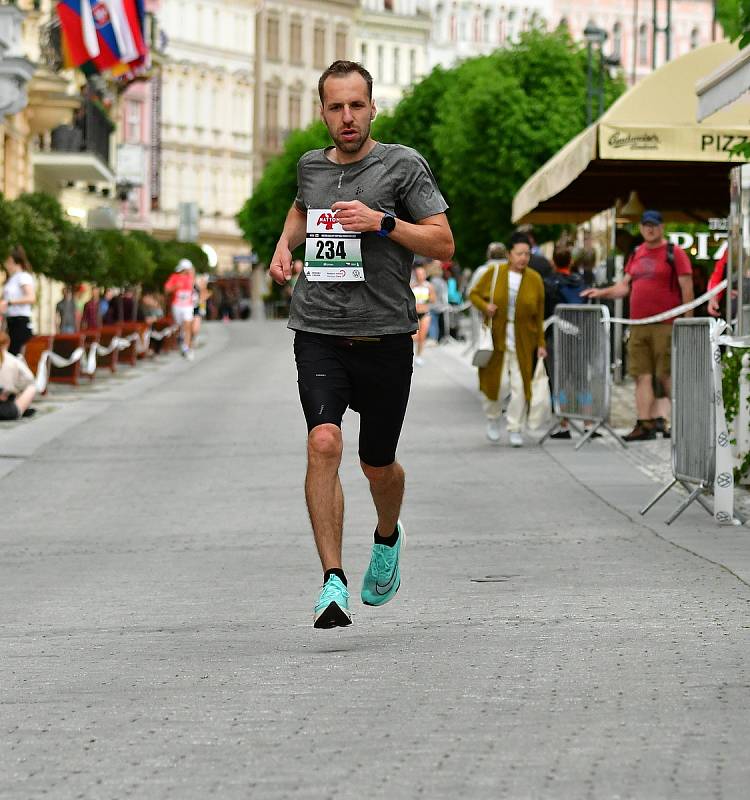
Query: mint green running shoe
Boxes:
[
  {"xmin": 361, "ymin": 520, "xmax": 404, "ymax": 607},
  {"xmin": 313, "ymin": 574, "xmax": 352, "ymax": 629}
]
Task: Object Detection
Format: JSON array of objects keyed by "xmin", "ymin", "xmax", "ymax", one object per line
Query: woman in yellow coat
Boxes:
[{"xmin": 469, "ymin": 232, "xmax": 547, "ymax": 446}]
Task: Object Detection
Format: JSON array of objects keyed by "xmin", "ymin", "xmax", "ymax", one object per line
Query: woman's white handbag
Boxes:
[
  {"xmin": 472, "ymin": 266, "xmax": 499, "ymax": 368},
  {"xmin": 527, "ymin": 358, "xmax": 552, "ymax": 430}
]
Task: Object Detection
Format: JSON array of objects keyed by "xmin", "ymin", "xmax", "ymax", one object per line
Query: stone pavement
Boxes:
[{"xmin": 2, "ymin": 322, "xmax": 750, "ymax": 800}]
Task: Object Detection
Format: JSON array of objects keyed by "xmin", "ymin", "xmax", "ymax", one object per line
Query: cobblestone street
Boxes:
[{"xmin": 2, "ymin": 322, "xmax": 750, "ymax": 799}]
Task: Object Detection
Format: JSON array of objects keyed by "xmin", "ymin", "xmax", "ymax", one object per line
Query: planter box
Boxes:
[
  {"xmin": 23, "ymin": 335, "xmax": 53, "ymax": 385},
  {"xmin": 96, "ymin": 325, "xmax": 122, "ymax": 373},
  {"xmin": 49, "ymin": 332, "xmax": 86, "ymax": 386},
  {"xmin": 118, "ymin": 321, "xmax": 150, "ymax": 365}
]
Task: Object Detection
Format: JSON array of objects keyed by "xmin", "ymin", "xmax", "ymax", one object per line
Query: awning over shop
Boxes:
[
  {"xmin": 513, "ymin": 41, "xmax": 748, "ymax": 224},
  {"xmin": 696, "ymin": 45, "xmax": 750, "ymax": 121}
]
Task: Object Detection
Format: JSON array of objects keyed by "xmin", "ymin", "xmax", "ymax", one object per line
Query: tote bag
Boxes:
[
  {"xmin": 471, "ymin": 266, "xmax": 499, "ymax": 368},
  {"xmin": 527, "ymin": 358, "xmax": 552, "ymax": 430}
]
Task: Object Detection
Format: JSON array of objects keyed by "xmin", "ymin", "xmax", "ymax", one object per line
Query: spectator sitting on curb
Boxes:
[{"xmin": 0, "ymin": 331, "xmax": 36, "ymax": 421}]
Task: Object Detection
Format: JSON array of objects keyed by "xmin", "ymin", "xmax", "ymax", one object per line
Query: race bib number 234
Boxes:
[{"xmin": 304, "ymin": 209, "xmax": 364, "ymax": 282}]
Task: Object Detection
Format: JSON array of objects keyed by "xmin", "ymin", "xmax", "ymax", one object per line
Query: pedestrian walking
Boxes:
[
  {"xmin": 269, "ymin": 59, "xmax": 454, "ymax": 629},
  {"xmin": 582, "ymin": 209, "xmax": 694, "ymax": 441},
  {"xmin": 411, "ymin": 265, "xmax": 435, "ymax": 366},
  {"xmin": 469, "ymin": 232, "xmax": 547, "ymax": 447},
  {"xmin": 0, "ymin": 246, "xmax": 36, "ymax": 356},
  {"xmin": 164, "ymin": 258, "xmax": 196, "ymax": 361}
]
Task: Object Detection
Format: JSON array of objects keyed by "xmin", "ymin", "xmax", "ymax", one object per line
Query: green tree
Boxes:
[
  {"xmin": 716, "ymin": 0, "xmax": 746, "ymax": 42},
  {"xmin": 8, "ymin": 199, "xmax": 58, "ymax": 275},
  {"xmin": 16, "ymin": 192, "xmax": 106, "ymax": 287},
  {"xmin": 0, "ymin": 196, "xmax": 17, "ymax": 262},
  {"xmin": 94, "ymin": 229, "xmax": 155, "ymax": 289},
  {"xmin": 237, "ymin": 122, "xmax": 330, "ymax": 265},
  {"xmin": 371, "ymin": 65, "xmax": 457, "ymax": 179},
  {"xmin": 430, "ymin": 29, "xmax": 624, "ymax": 268},
  {"xmin": 50, "ymin": 222, "xmax": 108, "ymax": 287}
]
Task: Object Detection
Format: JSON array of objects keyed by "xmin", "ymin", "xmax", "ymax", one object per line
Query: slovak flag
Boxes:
[{"xmin": 56, "ymin": 0, "xmax": 147, "ymax": 71}]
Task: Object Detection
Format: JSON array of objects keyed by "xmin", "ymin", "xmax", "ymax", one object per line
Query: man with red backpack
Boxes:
[{"xmin": 582, "ymin": 209, "xmax": 694, "ymax": 441}]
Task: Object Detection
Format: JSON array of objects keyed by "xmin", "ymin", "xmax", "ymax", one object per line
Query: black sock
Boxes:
[
  {"xmin": 374, "ymin": 525, "xmax": 399, "ymax": 547},
  {"xmin": 324, "ymin": 568, "xmax": 347, "ymax": 586}
]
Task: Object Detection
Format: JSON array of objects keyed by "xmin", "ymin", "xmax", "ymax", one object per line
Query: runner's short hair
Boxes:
[{"xmin": 318, "ymin": 60, "xmax": 373, "ymax": 103}]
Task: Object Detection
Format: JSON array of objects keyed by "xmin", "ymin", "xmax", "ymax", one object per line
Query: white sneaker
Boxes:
[
  {"xmin": 414, "ymin": 355, "xmax": 425, "ymax": 367},
  {"xmin": 486, "ymin": 418, "xmax": 501, "ymax": 443},
  {"xmin": 185, "ymin": 349, "xmax": 195, "ymax": 362},
  {"xmin": 509, "ymin": 431, "xmax": 523, "ymax": 447}
]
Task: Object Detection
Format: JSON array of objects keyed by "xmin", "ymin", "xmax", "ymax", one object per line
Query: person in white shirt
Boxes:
[
  {"xmin": 0, "ymin": 331, "xmax": 36, "ymax": 420},
  {"xmin": 0, "ymin": 245, "xmax": 36, "ymax": 356}
]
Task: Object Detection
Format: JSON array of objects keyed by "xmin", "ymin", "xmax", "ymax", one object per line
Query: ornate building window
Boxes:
[
  {"xmin": 335, "ymin": 28, "xmax": 347, "ymax": 61},
  {"xmin": 612, "ymin": 21, "xmax": 622, "ymax": 60},
  {"xmin": 393, "ymin": 46, "xmax": 400, "ymax": 85},
  {"xmin": 290, "ymin": 19, "xmax": 303, "ymax": 65},
  {"xmin": 267, "ymin": 15, "xmax": 280, "ymax": 61},
  {"xmin": 289, "ymin": 92, "xmax": 302, "ymax": 131},
  {"xmin": 690, "ymin": 27, "xmax": 700, "ymax": 50},
  {"xmin": 313, "ymin": 23, "xmax": 326, "ymax": 69}
]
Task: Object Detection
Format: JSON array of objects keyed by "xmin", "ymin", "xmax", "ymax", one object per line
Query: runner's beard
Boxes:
[{"xmin": 331, "ymin": 119, "xmax": 371, "ymax": 154}]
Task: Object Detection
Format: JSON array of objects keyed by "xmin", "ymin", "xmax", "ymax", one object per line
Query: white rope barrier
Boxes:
[
  {"xmin": 35, "ymin": 348, "xmax": 86, "ymax": 392},
  {"xmin": 33, "ymin": 325, "xmax": 179, "ymax": 392},
  {"xmin": 608, "ymin": 280, "xmax": 727, "ymax": 325}
]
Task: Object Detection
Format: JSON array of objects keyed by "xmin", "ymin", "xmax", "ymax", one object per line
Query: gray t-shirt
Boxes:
[{"xmin": 288, "ymin": 142, "xmax": 448, "ymax": 337}]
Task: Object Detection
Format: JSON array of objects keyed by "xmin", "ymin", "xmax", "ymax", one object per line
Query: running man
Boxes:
[
  {"xmin": 164, "ymin": 258, "xmax": 195, "ymax": 361},
  {"xmin": 269, "ymin": 60, "xmax": 454, "ymax": 629}
]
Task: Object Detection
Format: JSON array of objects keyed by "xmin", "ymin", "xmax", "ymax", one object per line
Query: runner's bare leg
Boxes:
[
  {"xmin": 361, "ymin": 460, "xmax": 404, "ymax": 537},
  {"xmin": 305, "ymin": 424, "xmax": 345, "ymax": 570}
]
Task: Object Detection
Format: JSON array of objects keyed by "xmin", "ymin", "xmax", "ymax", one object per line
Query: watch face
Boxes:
[{"xmin": 381, "ymin": 214, "xmax": 396, "ymax": 234}]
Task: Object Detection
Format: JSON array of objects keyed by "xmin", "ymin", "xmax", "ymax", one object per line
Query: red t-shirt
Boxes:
[
  {"xmin": 164, "ymin": 272, "xmax": 194, "ymax": 308},
  {"xmin": 625, "ymin": 242, "xmax": 692, "ymax": 321}
]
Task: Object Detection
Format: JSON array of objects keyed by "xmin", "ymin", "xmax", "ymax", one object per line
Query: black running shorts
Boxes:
[{"xmin": 293, "ymin": 331, "xmax": 414, "ymax": 467}]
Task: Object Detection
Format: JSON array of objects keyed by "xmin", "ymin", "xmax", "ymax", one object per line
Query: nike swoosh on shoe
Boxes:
[{"xmin": 375, "ymin": 568, "xmax": 398, "ymax": 595}]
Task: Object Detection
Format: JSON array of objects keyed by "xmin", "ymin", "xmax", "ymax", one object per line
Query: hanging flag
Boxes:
[{"xmin": 56, "ymin": 0, "xmax": 147, "ymax": 72}]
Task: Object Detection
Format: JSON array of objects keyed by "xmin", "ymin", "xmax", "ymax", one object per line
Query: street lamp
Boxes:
[{"xmin": 584, "ymin": 22, "xmax": 618, "ymax": 125}]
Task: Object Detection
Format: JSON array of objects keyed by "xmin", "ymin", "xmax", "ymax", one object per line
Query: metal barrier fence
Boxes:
[
  {"xmin": 539, "ymin": 304, "xmax": 626, "ymax": 450},
  {"xmin": 640, "ymin": 318, "xmax": 743, "ymax": 525}
]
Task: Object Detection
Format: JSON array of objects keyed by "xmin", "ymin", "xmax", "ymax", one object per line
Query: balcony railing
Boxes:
[
  {"xmin": 39, "ymin": 15, "xmax": 63, "ymax": 72},
  {"xmin": 49, "ymin": 99, "xmax": 114, "ymax": 169}
]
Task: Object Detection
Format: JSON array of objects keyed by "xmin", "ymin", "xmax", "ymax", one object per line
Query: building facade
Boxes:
[
  {"xmin": 420, "ymin": 0, "xmax": 553, "ymax": 70},
  {"xmin": 357, "ymin": 0, "xmax": 431, "ymax": 112},
  {"xmin": 553, "ymin": 0, "xmax": 719, "ymax": 84},
  {"xmin": 253, "ymin": 0, "xmax": 358, "ymax": 180},
  {"xmin": 154, "ymin": 0, "xmax": 256, "ymax": 271}
]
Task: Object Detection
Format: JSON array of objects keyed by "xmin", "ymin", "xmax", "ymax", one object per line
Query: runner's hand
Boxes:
[
  {"xmin": 331, "ymin": 200, "xmax": 380, "ymax": 232},
  {"xmin": 580, "ymin": 288, "xmax": 600, "ymax": 299},
  {"xmin": 269, "ymin": 243, "xmax": 293, "ymax": 285}
]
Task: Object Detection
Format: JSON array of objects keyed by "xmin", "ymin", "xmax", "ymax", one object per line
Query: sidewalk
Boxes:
[{"xmin": 432, "ymin": 338, "xmax": 750, "ymax": 585}]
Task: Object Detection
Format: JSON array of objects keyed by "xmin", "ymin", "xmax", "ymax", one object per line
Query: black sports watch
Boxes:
[{"xmin": 377, "ymin": 213, "xmax": 396, "ymax": 237}]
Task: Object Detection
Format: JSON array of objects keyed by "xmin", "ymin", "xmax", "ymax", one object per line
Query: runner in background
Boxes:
[{"xmin": 164, "ymin": 259, "xmax": 196, "ymax": 361}]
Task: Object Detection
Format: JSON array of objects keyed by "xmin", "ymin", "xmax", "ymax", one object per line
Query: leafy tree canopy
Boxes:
[
  {"xmin": 8, "ymin": 198, "xmax": 58, "ymax": 275},
  {"xmin": 93, "ymin": 229, "xmax": 155, "ymax": 288},
  {"xmin": 50, "ymin": 221, "xmax": 108, "ymax": 287},
  {"xmin": 715, "ymin": 0, "xmax": 750, "ymax": 44}
]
